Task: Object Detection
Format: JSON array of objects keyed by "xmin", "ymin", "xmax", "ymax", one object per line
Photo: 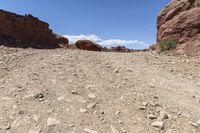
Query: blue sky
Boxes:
[{"xmin": 0, "ymin": 0, "xmax": 171, "ymax": 49}]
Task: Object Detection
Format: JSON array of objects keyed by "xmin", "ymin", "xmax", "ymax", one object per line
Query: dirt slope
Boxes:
[{"xmin": 0, "ymin": 47, "xmax": 200, "ymax": 133}]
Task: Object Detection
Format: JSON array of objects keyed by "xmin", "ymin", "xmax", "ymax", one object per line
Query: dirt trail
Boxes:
[{"xmin": 0, "ymin": 47, "xmax": 200, "ymax": 133}]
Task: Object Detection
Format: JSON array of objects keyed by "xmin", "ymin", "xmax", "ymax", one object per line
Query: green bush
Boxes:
[{"xmin": 160, "ymin": 39, "xmax": 176, "ymax": 51}]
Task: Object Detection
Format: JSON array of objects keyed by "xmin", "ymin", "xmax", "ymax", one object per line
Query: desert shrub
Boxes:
[{"xmin": 160, "ymin": 39, "xmax": 176, "ymax": 51}]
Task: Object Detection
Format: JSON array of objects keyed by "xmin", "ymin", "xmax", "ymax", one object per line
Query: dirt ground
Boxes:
[{"xmin": 0, "ymin": 47, "xmax": 200, "ymax": 133}]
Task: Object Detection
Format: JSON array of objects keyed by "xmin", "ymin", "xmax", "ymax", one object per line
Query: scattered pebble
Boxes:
[
  {"xmin": 114, "ymin": 69, "xmax": 119, "ymax": 73},
  {"xmin": 47, "ymin": 118, "xmax": 60, "ymax": 127},
  {"xmin": 71, "ymin": 90, "xmax": 78, "ymax": 95},
  {"xmin": 1, "ymin": 123, "xmax": 11, "ymax": 130},
  {"xmin": 142, "ymin": 102, "xmax": 148, "ymax": 106},
  {"xmin": 159, "ymin": 111, "xmax": 169, "ymax": 120},
  {"xmin": 197, "ymin": 83, "xmax": 200, "ymax": 87},
  {"xmin": 189, "ymin": 122, "xmax": 199, "ymax": 128},
  {"xmin": 115, "ymin": 111, "xmax": 120, "ymax": 115},
  {"xmin": 197, "ymin": 120, "xmax": 200, "ymax": 125},
  {"xmin": 87, "ymin": 103, "xmax": 96, "ymax": 109},
  {"xmin": 149, "ymin": 84, "xmax": 155, "ymax": 88},
  {"xmin": 139, "ymin": 106, "xmax": 146, "ymax": 110},
  {"xmin": 80, "ymin": 108, "xmax": 87, "ymax": 113},
  {"xmin": 177, "ymin": 112, "xmax": 181, "ymax": 116},
  {"xmin": 151, "ymin": 121, "xmax": 164, "ymax": 129},
  {"xmin": 118, "ymin": 120, "xmax": 123, "ymax": 124},
  {"xmin": 88, "ymin": 93, "xmax": 96, "ymax": 99},
  {"xmin": 148, "ymin": 114, "xmax": 157, "ymax": 120},
  {"xmin": 68, "ymin": 124, "xmax": 75, "ymax": 127},
  {"xmin": 34, "ymin": 93, "xmax": 44, "ymax": 99},
  {"xmin": 110, "ymin": 125, "xmax": 119, "ymax": 133},
  {"xmin": 84, "ymin": 128, "xmax": 98, "ymax": 133},
  {"xmin": 29, "ymin": 127, "xmax": 41, "ymax": 133}
]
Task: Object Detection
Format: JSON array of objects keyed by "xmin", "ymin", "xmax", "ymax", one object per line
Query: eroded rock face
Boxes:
[
  {"xmin": 75, "ymin": 40, "xmax": 103, "ymax": 51},
  {"xmin": 157, "ymin": 0, "xmax": 200, "ymax": 54},
  {"xmin": 0, "ymin": 10, "xmax": 68, "ymax": 49}
]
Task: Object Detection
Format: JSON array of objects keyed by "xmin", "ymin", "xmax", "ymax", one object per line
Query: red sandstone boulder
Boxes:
[
  {"xmin": 0, "ymin": 10, "xmax": 68, "ymax": 49},
  {"xmin": 75, "ymin": 40, "xmax": 103, "ymax": 51},
  {"xmin": 157, "ymin": 0, "xmax": 200, "ymax": 54}
]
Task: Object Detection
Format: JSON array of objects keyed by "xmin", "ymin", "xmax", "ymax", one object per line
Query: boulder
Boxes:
[
  {"xmin": 110, "ymin": 46, "xmax": 131, "ymax": 52},
  {"xmin": 157, "ymin": 0, "xmax": 200, "ymax": 54},
  {"xmin": 0, "ymin": 10, "xmax": 68, "ymax": 49},
  {"xmin": 75, "ymin": 40, "xmax": 103, "ymax": 51}
]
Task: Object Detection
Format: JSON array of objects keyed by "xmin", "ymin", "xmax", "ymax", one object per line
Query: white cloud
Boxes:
[
  {"xmin": 64, "ymin": 34, "xmax": 101, "ymax": 44},
  {"xmin": 99, "ymin": 39, "xmax": 145, "ymax": 46},
  {"xmin": 64, "ymin": 34, "xmax": 147, "ymax": 49}
]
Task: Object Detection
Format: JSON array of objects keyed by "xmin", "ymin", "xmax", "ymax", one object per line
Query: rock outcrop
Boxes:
[
  {"xmin": 75, "ymin": 40, "xmax": 103, "ymax": 51},
  {"xmin": 110, "ymin": 46, "xmax": 132, "ymax": 52},
  {"xmin": 157, "ymin": 0, "xmax": 200, "ymax": 54},
  {"xmin": 0, "ymin": 10, "xmax": 68, "ymax": 49}
]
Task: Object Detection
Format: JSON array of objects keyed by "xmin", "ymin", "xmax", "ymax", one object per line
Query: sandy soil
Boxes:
[{"xmin": 0, "ymin": 47, "xmax": 200, "ymax": 133}]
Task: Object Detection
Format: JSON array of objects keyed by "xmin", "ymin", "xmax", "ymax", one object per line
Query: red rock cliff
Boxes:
[
  {"xmin": 0, "ymin": 10, "xmax": 68, "ymax": 48},
  {"xmin": 157, "ymin": 0, "xmax": 200, "ymax": 54}
]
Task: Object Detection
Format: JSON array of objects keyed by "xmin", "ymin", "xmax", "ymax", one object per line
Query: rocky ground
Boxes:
[{"xmin": 0, "ymin": 46, "xmax": 200, "ymax": 133}]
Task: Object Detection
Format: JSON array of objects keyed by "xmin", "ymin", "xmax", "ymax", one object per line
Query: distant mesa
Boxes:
[
  {"xmin": 0, "ymin": 9, "xmax": 68, "ymax": 49},
  {"xmin": 156, "ymin": 0, "xmax": 200, "ymax": 54}
]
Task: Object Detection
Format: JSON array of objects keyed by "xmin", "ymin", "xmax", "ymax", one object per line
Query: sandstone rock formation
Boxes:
[
  {"xmin": 157, "ymin": 0, "xmax": 200, "ymax": 54},
  {"xmin": 0, "ymin": 10, "xmax": 68, "ymax": 49},
  {"xmin": 110, "ymin": 46, "xmax": 131, "ymax": 52},
  {"xmin": 75, "ymin": 40, "xmax": 103, "ymax": 51}
]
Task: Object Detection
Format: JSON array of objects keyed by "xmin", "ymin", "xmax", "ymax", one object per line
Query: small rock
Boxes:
[
  {"xmin": 33, "ymin": 115, "xmax": 39, "ymax": 122},
  {"xmin": 100, "ymin": 110, "xmax": 104, "ymax": 114},
  {"xmin": 68, "ymin": 124, "xmax": 75, "ymax": 127},
  {"xmin": 87, "ymin": 103, "xmax": 96, "ymax": 109},
  {"xmin": 29, "ymin": 127, "xmax": 41, "ymax": 133},
  {"xmin": 115, "ymin": 111, "xmax": 120, "ymax": 115},
  {"xmin": 159, "ymin": 111, "xmax": 169, "ymax": 120},
  {"xmin": 114, "ymin": 69, "xmax": 119, "ymax": 73},
  {"xmin": 197, "ymin": 99, "xmax": 200, "ymax": 104},
  {"xmin": 47, "ymin": 118, "xmax": 60, "ymax": 127},
  {"xmin": 71, "ymin": 90, "xmax": 78, "ymax": 95},
  {"xmin": 34, "ymin": 93, "xmax": 44, "ymax": 99},
  {"xmin": 84, "ymin": 128, "xmax": 98, "ymax": 133},
  {"xmin": 139, "ymin": 106, "xmax": 146, "ymax": 110},
  {"xmin": 120, "ymin": 97, "xmax": 124, "ymax": 101},
  {"xmin": 88, "ymin": 93, "xmax": 96, "ymax": 99},
  {"xmin": 57, "ymin": 95, "xmax": 65, "ymax": 101},
  {"xmin": 149, "ymin": 84, "xmax": 155, "ymax": 88},
  {"xmin": 122, "ymin": 128, "xmax": 127, "ymax": 133},
  {"xmin": 153, "ymin": 95, "xmax": 158, "ymax": 99},
  {"xmin": 142, "ymin": 102, "xmax": 148, "ymax": 106},
  {"xmin": 151, "ymin": 121, "xmax": 164, "ymax": 129},
  {"xmin": 148, "ymin": 114, "xmax": 157, "ymax": 120},
  {"xmin": 80, "ymin": 108, "xmax": 87, "ymax": 113},
  {"xmin": 118, "ymin": 120, "xmax": 123, "ymax": 124},
  {"xmin": 197, "ymin": 83, "xmax": 200, "ymax": 87},
  {"xmin": 72, "ymin": 73, "xmax": 77, "ymax": 76},
  {"xmin": 197, "ymin": 120, "xmax": 200, "ymax": 125},
  {"xmin": 1, "ymin": 123, "xmax": 11, "ymax": 130},
  {"xmin": 110, "ymin": 125, "xmax": 119, "ymax": 133},
  {"xmin": 189, "ymin": 122, "xmax": 199, "ymax": 127},
  {"xmin": 177, "ymin": 112, "xmax": 181, "ymax": 116}
]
